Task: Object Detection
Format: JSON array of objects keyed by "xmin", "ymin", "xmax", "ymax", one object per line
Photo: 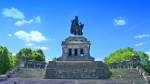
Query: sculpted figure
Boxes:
[{"xmin": 70, "ymin": 16, "xmax": 84, "ymax": 35}]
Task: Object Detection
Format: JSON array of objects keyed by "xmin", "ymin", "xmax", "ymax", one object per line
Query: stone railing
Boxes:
[
  {"xmin": 22, "ymin": 60, "xmax": 46, "ymax": 69},
  {"xmin": 136, "ymin": 66, "xmax": 150, "ymax": 84},
  {"xmin": 109, "ymin": 57, "xmax": 150, "ymax": 84},
  {"xmin": 0, "ymin": 74, "xmax": 8, "ymax": 82},
  {"xmin": 0, "ymin": 67, "xmax": 20, "ymax": 82},
  {"xmin": 109, "ymin": 57, "xmax": 140, "ymax": 69}
]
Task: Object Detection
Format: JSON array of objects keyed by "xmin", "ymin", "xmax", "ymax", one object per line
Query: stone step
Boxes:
[
  {"xmin": 0, "ymin": 78, "xmax": 147, "ymax": 84},
  {"xmin": 12, "ymin": 68, "xmax": 45, "ymax": 78},
  {"xmin": 110, "ymin": 69, "xmax": 144, "ymax": 80}
]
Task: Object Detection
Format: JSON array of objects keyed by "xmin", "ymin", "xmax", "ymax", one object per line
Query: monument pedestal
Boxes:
[
  {"xmin": 46, "ymin": 61, "xmax": 111, "ymax": 79},
  {"xmin": 45, "ymin": 16, "xmax": 111, "ymax": 79},
  {"xmin": 45, "ymin": 36, "xmax": 111, "ymax": 79}
]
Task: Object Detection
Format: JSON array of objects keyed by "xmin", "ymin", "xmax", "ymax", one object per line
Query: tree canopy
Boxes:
[
  {"xmin": 16, "ymin": 48, "xmax": 45, "ymax": 61},
  {"xmin": 0, "ymin": 46, "xmax": 45, "ymax": 75},
  {"xmin": 104, "ymin": 47, "xmax": 149, "ymax": 64},
  {"xmin": 104, "ymin": 47, "xmax": 150, "ymax": 73},
  {"xmin": 31, "ymin": 49, "xmax": 45, "ymax": 61},
  {"xmin": 0, "ymin": 46, "xmax": 18, "ymax": 74}
]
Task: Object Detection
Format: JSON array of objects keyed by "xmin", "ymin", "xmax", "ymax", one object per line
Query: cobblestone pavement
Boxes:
[{"xmin": 0, "ymin": 78, "xmax": 147, "ymax": 84}]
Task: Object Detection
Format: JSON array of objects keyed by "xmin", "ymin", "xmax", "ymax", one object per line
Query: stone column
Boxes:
[
  {"xmin": 72, "ymin": 48, "xmax": 74, "ymax": 56},
  {"xmin": 77, "ymin": 48, "xmax": 80, "ymax": 56}
]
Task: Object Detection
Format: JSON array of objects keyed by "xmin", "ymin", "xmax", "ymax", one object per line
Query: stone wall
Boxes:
[
  {"xmin": 15, "ymin": 68, "xmax": 45, "ymax": 78},
  {"xmin": 19, "ymin": 56, "xmax": 46, "ymax": 69}
]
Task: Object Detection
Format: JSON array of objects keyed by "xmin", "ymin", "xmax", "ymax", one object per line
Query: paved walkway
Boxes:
[{"xmin": 0, "ymin": 78, "xmax": 147, "ymax": 84}]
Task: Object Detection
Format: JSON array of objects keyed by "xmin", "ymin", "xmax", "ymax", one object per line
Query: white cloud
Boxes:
[
  {"xmin": 15, "ymin": 19, "xmax": 33, "ymax": 26},
  {"xmin": 14, "ymin": 16, "xmax": 41, "ymax": 26},
  {"xmin": 2, "ymin": 7, "xmax": 41, "ymax": 26},
  {"xmin": 134, "ymin": 42, "xmax": 143, "ymax": 47},
  {"xmin": 8, "ymin": 34, "xmax": 12, "ymax": 37},
  {"xmin": 2, "ymin": 8, "xmax": 25, "ymax": 20},
  {"xmin": 14, "ymin": 30, "xmax": 47, "ymax": 42},
  {"xmin": 134, "ymin": 34, "xmax": 150, "ymax": 39},
  {"xmin": 35, "ymin": 46, "xmax": 48, "ymax": 51},
  {"xmin": 114, "ymin": 18, "xmax": 126, "ymax": 26}
]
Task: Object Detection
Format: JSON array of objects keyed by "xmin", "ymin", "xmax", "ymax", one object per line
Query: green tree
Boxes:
[
  {"xmin": 16, "ymin": 48, "xmax": 32, "ymax": 60},
  {"xmin": 16, "ymin": 48, "xmax": 45, "ymax": 62},
  {"xmin": 36, "ymin": 49, "xmax": 45, "ymax": 61},
  {"xmin": 31, "ymin": 49, "xmax": 45, "ymax": 61},
  {"xmin": 104, "ymin": 47, "xmax": 149, "ymax": 64},
  {"xmin": 9, "ymin": 53, "xmax": 19, "ymax": 68},
  {"xmin": 104, "ymin": 47, "xmax": 150, "ymax": 73},
  {"xmin": 135, "ymin": 51, "xmax": 149, "ymax": 64},
  {"xmin": 141, "ymin": 60, "xmax": 150, "ymax": 73},
  {"xmin": 0, "ymin": 46, "xmax": 11, "ymax": 74}
]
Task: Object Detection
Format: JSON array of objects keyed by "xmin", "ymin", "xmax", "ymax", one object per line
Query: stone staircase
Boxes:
[
  {"xmin": 110, "ymin": 69, "xmax": 144, "ymax": 80},
  {"xmin": 1, "ymin": 68, "xmax": 148, "ymax": 84},
  {"xmin": 11, "ymin": 68, "xmax": 46, "ymax": 79}
]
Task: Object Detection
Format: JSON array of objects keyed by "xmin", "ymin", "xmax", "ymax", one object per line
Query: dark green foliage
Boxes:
[
  {"xmin": 16, "ymin": 48, "xmax": 45, "ymax": 61},
  {"xmin": 135, "ymin": 51, "xmax": 149, "ymax": 64},
  {"xmin": 16, "ymin": 48, "xmax": 32, "ymax": 60},
  {"xmin": 32, "ymin": 49, "xmax": 45, "ymax": 61},
  {"xmin": 0, "ymin": 46, "xmax": 11, "ymax": 74},
  {"xmin": 0, "ymin": 46, "xmax": 18, "ymax": 74},
  {"xmin": 140, "ymin": 60, "xmax": 150, "ymax": 73}
]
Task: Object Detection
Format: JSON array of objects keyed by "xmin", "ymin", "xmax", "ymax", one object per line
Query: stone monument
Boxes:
[{"xmin": 45, "ymin": 16, "xmax": 111, "ymax": 79}]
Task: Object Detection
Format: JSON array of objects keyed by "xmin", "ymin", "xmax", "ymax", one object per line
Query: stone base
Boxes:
[{"xmin": 45, "ymin": 61, "xmax": 111, "ymax": 79}]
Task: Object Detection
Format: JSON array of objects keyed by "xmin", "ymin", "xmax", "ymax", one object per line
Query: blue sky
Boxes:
[{"xmin": 0, "ymin": 0, "xmax": 150, "ymax": 61}]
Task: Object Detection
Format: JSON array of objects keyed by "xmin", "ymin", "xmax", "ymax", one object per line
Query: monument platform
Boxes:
[{"xmin": 45, "ymin": 16, "xmax": 111, "ymax": 79}]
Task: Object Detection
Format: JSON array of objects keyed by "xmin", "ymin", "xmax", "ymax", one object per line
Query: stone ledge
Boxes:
[{"xmin": 1, "ymin": 78, "xmax": 147, "ymax": 84}]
